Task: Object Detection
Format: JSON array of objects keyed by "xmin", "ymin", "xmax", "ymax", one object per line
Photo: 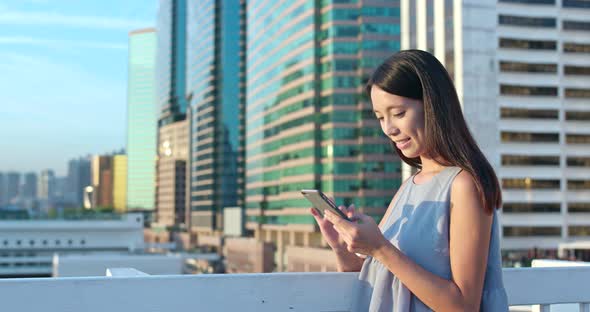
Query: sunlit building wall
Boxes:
[
  {"xmin": 496, "ymin": 0, "xmax": 590, "ymax": 252},
  {"xmin": 127, "ymin": 28, "xmax": 158, "ymax": 211},
  {"xmin": 113, "ymin": 155, "xmax": 128, "ymax": 213}
]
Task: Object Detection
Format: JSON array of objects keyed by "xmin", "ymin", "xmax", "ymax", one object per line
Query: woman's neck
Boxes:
[{"xmin": 419, "ymin": 155, "xmax": 447, "ymax": 173}]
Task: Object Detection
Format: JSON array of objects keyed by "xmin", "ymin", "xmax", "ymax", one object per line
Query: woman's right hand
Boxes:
[{"xmin": 310, "ymin": 204, "xmax": 355, "ymax": 253}]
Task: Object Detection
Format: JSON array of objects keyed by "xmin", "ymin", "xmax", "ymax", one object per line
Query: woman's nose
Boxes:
[{"xmin": 383, "ymin": 120, "xmax": 399, "ymax": 136}]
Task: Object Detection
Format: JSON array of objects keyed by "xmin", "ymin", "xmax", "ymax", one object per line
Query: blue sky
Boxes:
[{"xmin": 0, "ymin": 0, "xmax": 157, "ymax": 176}]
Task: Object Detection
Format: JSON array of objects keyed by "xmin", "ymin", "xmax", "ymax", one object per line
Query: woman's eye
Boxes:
[
  {"xmin": 393, "ymin": 112, "xmax": 405, "ymax": 118},
  {"xmin": 376, "ymin": 116, "xmax": 383, "ymax": 121}
]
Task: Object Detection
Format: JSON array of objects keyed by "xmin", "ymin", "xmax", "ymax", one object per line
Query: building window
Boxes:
[
  {"xmin": 566, "ymin": 111, "xmax": 590, "ymax": 121},
  {"xmin": 568, "ymin": 180, "xmax": 590, "ymax": 190},
  {"xmin": 499, "ymin": 38, "xmax": 556, "ymax": 50},
  {"xmin": 503, "ymin": 202, "xmax": 561, "ymax": 213},
  {"xmin": 500, "ymin": 85, "xmax": 558, "ymax": 96},
  {"xmin": 502, "ymin": 155, "xmax": 560, "ymax": 166},
  {"xmin": 569, "ymin": 203, "xmax": 590, "ymax": 213},
  {"xmin": 502, "ymin": 178, "xmax": 561, "ymax": 189},
  {"xmin": 499, "ymin": 0, "xmax": 555, "ymax": 4},
  {"xmin": 565, "ymin": 88, "xmax": 590, "ymax": 98},
  {"xmin": 566, "ymin": 134, "xmax": 590, "ymax": 144},
  {"xmin": 563, "ymin": 20, "xmax": 590, "ymax": 31},
  {"xmin": 564, "ymin": 65, "xmax": 590, "ymax": 76},
  {"xmin": 563, "ymin": 42, "xmax": 590, "ymax": 53},
  {"xmin": 501, "ymin": 108, "xmax": 558, "ymax": 119},
  {"xmin": 499, "ymin": 15, "xmax": 556, "ymax": 28},
  {"xmin": 504, "ymin": 226, "xmax": 561, "ymax": 237},
  {"xmin": 500, "ymin": 61, "xmax": 557, "ymax": 73},
  {"xmin": 563, "ymin": 0, "xmax": 590, "ymax": 8},
  {"xmin": 501, "ymin": 131, "xmax": 559, "ymax": 143},
  {"xmin": 569, "ymin": 226, "xmax": 590, "ymax": 236},
  {"xmin": 567, "ymin": 156, "xmax": 590, "ymax": 167}
]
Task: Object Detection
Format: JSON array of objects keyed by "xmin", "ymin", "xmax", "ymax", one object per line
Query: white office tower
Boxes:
[
  {"xmin": 496, "ymin": 0, "xmax": 590, "ymax": 256},
  {"xmin": 401, "ymin": 0, "xmax": 590, "ymax": 260}
]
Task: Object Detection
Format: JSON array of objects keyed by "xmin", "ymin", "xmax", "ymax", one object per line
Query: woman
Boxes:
[{"xmin": 310, "ymin": 50, "xmax": 508, "ymax": 311}]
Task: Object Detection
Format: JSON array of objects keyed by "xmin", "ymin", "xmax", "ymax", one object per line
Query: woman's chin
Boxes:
[
  {"xmin": 401, "ymin": 150, "xmax": 418, "ymax": 158},
  {"xmin": 400, "ymin": 149, "xmax": 420, "ymax": 159}
]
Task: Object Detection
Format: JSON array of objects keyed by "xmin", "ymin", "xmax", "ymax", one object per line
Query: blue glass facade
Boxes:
[
  {"xmin": 157, "ymin": 0, "xmax": 187, "ymax": 125},
  {"xmin": 245, "ymin": 0, "xmax": 402, "ymax": 227},
  {"xmin": 187, "ymin": 0, "xmax": 244, "ymax": 230}
]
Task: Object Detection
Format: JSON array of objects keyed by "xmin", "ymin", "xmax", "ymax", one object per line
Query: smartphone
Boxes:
[{"xmin": 301, "ymin": 189, "xmax": 351, "ymax": 221}]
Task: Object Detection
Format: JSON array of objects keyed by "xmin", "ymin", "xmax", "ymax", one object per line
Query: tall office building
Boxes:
[
  {"xmin": 495, "ymin": 0, "xmax": 590, "ymax": 256},
  {"xmin": 92, "ymin": 156, "xmax": 113, "ymax": 208},
  {"xmin": 402, "ymin": 0, "xmax": 590, "ymax": 260},
  {"xmin": 246, "ymin": 1, "xmax": 402, "ymax": 271},
  {"xmin": 156, "ymin": 120, "xmax": 189, "ymax": 226},
  {"xmin": 53, "ymin": 176, "xmax": 67, "ymax": 204},
  {"xmin": 127, "ymin": 28, "xmax": 158, "ymax": 212},
  {"xmin": 38, "ymin": 170, "xmax": 56, "ymax": 212},
  {"xmin": 66, "ymin": 157, "xmax": 91, "ymax": 207},
  {"xmin": 38, "ymin": 170, "xmax": 55, "ymax": 201},
  {"xmin": 155, "ymin": 0, "xmax": 190, "ymax": 228},
  {"xmin": 157, "ymin": 0, "xmax": 188, "ymax": 126},
  {"xmin": 0, "ymin": 172, "xmax": 20, "ymax": 207},
  {"xmin": 186, "ymin": 0, "xmax": 245, "ymax": 249},
  {"xmin": 113, "ymin": 155, "xmax": 128, "ymax": 213},
  {"xmin": 0, "ymin": 173, "xmax": 5, "ymax": 206},
  {"xmin": 21, "ymin": 173, "xmax": 37, "ymax": 200},
  {"xmin": 4, "ymin": 172, "xmax": 20, "ymax": 205}
]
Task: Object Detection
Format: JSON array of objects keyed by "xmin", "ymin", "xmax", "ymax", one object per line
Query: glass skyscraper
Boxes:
[
  {"xmin": 187, "ymin": 0, "xmax": 245, "ymax": 237},
  {"xmin": 245, "ymin": 0, "xmax": 402, "ymax": 271},
  {"xmin": 127, "ymin": 28, "xmax": 158, "ymax": 211},
  {"xmin": 157, "ymin": 0, "xmax": 188, "ymax": 126},
  {"xmin": 155, "ymin": 0, "xmax": 189, "ymax": 227}
]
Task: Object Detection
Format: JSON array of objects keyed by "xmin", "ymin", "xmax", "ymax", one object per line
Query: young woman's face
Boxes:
[{"xmin": 370, "ymin": 86, "xmax": 426, "ymax": 159}]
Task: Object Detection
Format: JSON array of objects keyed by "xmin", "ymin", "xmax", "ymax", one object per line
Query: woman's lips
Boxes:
[{"xmin": 395, "ymin": 138, "xmax": 411, "ymax": 150}]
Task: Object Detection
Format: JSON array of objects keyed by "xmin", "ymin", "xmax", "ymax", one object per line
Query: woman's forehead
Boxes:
[{"xmin": 371, "ymin": 88, "xmax": 407, "ymax": 109}]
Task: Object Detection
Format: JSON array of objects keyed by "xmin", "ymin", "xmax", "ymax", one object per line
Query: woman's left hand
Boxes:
[{"xmin": 323, "ymin": 206, "xmax": 391, "ymax": 257}]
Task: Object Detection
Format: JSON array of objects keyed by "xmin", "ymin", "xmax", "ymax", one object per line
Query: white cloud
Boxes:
[
  {"xmin": 0, "ymin": 36, "xmax": 127, "ymax": 50},
  {"xmin": 0, "ymin": 11, "xmax": 152, "ymax": 30}
]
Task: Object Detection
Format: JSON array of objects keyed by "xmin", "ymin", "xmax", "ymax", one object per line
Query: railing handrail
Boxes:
[{"xmin": 0, "ymin": 267, "xmax": 588, "ymax": 311}]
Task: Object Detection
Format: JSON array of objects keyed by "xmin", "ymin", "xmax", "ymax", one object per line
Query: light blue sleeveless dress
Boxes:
[{"xmin": 351, "ymin": 166, "xmax": 508, "ymax": 311}]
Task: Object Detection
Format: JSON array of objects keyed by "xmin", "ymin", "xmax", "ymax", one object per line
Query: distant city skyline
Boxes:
[{"xmin": 0, "ymin": 0, "xmax": 157, "ymax": 176}]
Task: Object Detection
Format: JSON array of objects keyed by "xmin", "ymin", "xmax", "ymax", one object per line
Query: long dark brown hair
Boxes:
[{"xmin": 366, "ymin": 50, "xmax": 501, "ymax": 214}]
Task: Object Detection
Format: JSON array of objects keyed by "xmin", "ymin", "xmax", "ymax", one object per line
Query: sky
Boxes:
[{"xmin": 0, "ymin": 0, "xmax": 157, "ymax": 176}]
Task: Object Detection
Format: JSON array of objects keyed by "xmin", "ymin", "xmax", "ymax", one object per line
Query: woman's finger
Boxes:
[
  {"xmin": 324, "ymin": 209, "xmax": 340, "ymax": 225},
  {"xmin": 310, "ymin": 208, "xmax": 324, "ymax": 225},
  {"xmin": 347, "ymin": 204, "xmax": 355, "ymax": 219},
  {"xmin": 340, "ymin": 231, "xmax": 353, "ymax": 246}
]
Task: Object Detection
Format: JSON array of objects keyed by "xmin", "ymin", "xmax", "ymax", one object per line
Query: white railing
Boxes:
[{"xmin": 0, "ymin": 267, "xmax": 589, "ymax": 312}]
